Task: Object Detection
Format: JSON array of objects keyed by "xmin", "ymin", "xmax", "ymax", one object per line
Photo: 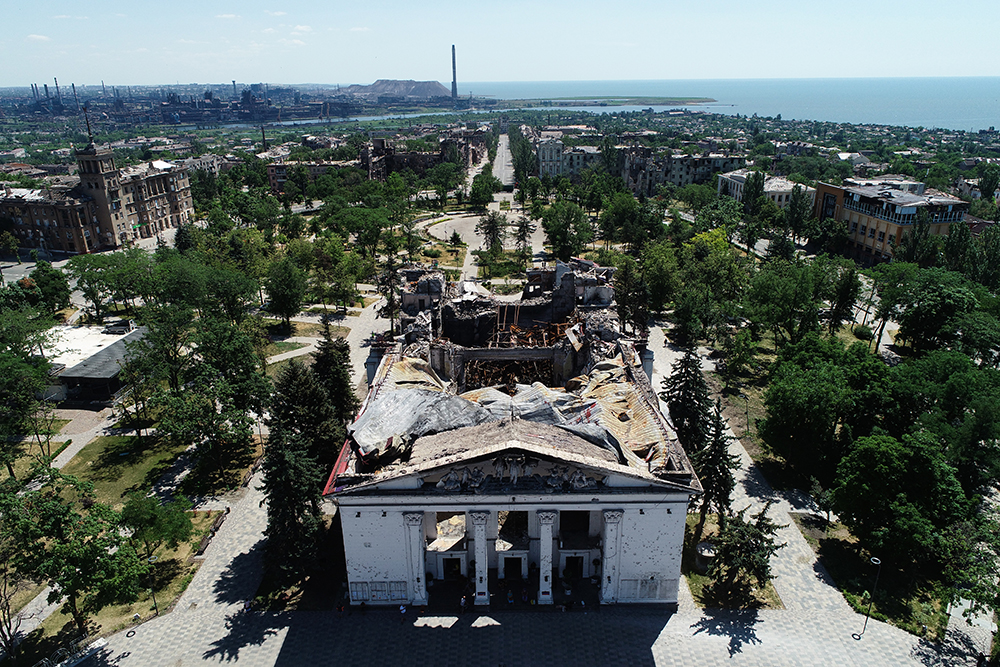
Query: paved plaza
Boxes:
[
  {"xmin": 75, "ymin": 307, "xmax": 988, "ymax": 667},
  {"xmin": 11, "ymin": 194, "xmax": 985, "ymax": 666}
]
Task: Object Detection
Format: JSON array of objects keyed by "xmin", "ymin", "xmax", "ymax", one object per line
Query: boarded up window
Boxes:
[
  {"xmin": 390, "ymin": 581, "xmax": 408, "ymax": 600},
  {"xmin": 350, "ymin": 582, "xmax": 369, "ymax": 601},
  {"xmin": 370, "ymin": 582, "xmax": 389, "ymax": 601}
]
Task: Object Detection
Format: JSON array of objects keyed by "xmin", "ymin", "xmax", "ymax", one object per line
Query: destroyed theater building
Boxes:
[{"xmin": 324, "ymin": 263, "xmax": 701, "ymax": 609}]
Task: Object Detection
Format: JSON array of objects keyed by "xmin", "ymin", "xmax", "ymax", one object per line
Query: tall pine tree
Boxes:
[
  {"xmin": 312, "ymin": 315, "xmax": 361, "ymax": 427},
  {"xmin": 660, "ymin": 347, "xmax": 712, "ymax": 458},
  {"xmin": 268, "ymin": 359, "xmax": 342, "ymax": 470},
  {"xmin": 261, "ymin": 427, "xmax": 323, "ymax": 584},
  {"xmin": 692, "ymin": 400, "xmax": 742, "ymax": 546}
]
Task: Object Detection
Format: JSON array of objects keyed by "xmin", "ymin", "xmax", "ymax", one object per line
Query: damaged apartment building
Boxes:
[{"xmin": 324, "ymin": 261, "xmax": 701, "ymax": 610}]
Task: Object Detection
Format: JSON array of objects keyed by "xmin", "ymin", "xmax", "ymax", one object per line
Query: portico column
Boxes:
[
  {"xmin": 537, "ymin": 510, "xmax": 557, "ymax": 605},
  {"xmin": 403, "ymin": 512, "xmax": 427, "ymax": 605},
  {"xmin": 601, "ymin": 509, "xmax": 624, "ymax": 604},
  {"xmin": 470, "ymin": 511, "xmax": 490, "ymax": 605}
]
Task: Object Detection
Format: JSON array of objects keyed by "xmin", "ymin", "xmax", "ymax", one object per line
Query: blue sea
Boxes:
[{"xmin": 463, "ymin": 78, "xmax": 1000, "ymax": 132}]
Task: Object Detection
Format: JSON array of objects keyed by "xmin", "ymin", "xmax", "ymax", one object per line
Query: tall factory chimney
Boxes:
[
  {"xmin": 451, "ymin": 45, "xmax": 458, "ymax": 99},
  {"xmin": 54, "ymin": 77, "xmax": 61, "ymax": 101},
  {"xmin": 101, "ymin": 80, "xmax": 107, "ymax": 97},
  {"xmin": 72, "ymin": 83, "xmax": 80, "ymax": 110},
  {"xmin": 44, "ymin": 84, "xmax": 50, "ymax": 99}
]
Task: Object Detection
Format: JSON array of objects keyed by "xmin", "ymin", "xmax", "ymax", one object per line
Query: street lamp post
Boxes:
[
  {"xmin": 148, "ymin": 556, "xmax": 159, "ymax": 616},
  {"xmin": 739, "ymin": 393, "xmax": 750, "ymax": 436},
  {"xmin": 853, "ymin": 556, "xmax": 881, "ymax": 639}
]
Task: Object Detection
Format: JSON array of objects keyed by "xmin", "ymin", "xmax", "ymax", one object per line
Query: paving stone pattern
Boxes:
[{"xmin": 74, "ymin": 318, "xmax": 985, "ymax": 666}]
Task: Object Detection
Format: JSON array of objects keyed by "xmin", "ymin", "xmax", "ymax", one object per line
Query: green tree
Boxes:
[
  {"xmin": 832, "ymin": 433, "xmax": 968, "ymax": 564},
  {"xmin": 513, "ymin": 214, "xmax": 536, "ymax": 264},
  {"xmin": 475, "ymin": 210, "xmax": 508, "ymax": 259},
  {"xmin": 660, "ymin": 348, "xmax": 712, "ymax": 457},
  {"xmin": 266, "ymin": 257, "xmax": 308, "ymax": 329},
  {"xmin": 260, "ymin": 427, "xmax": 323, "ymax": 585},
  {"xmin": 691, "ymin": 400, "xmax": 741, "ymax": 546},
  {"xmin": 0, "ymin": 232, "xmax": 18, "ymax": 263},
  {"xmin": 268, "ymin": 359, "xmax": 342, "ymax": 470},
  {"xmin": 706, "ymin": 501, "xmax": 785, "ymax": 605},
  {"xmin": 67, "ymin": 253, "xmax": 114, "ymax": 323},
  {"xmin": 156, "ymin": 380, "xmax": 254, "ymax": 485},
  {"xmin": 376, "ymin": 234, "xmax": 403, "ymax": 333},
  {"xmin": 28, "ymin": 261, "xmax": 70, "ymax": 316},
  {"xmin": 613, "ymin": 257, "xmax": 649, "ymax": 335},
  {"xmin": 784, "ymin": 184, "xmax": 812, "ymax": 242},
  {"xmin": 828, "ymin": 264, "xmax": 861, "ymax": 335},
  {"xmin": 120, "ymin": 493, "xmax": 194, "ymax": 560},
  {"xmin": 542, "ymin": 201, "xmax": 590, "ymax": 261},
  {"xmin": 312, "ymin": 316, "xmax": 360, "ymax": 427},
  {"xmin": 893, "ymin": 209, "xmax": 939, "ymax": 268},
  {"xmin": 641, "ymin": 240, "xmax": 679, "ymax": 312},
  {"xmin": 741, "ymin": 171, "xmax": 766, "ymax": 219},
  {"xmin": 7, "ymin": 472, "xmax": 147, "ymax": 634},
  {"xmin": 977, "ymin": 162, "xmax": 1000, "ymax": 203}
]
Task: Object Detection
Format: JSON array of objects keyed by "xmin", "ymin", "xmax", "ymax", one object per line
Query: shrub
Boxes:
[
  {"xmin": 423, "ymin": 248, "xmax": 442, "ymax": 259},
  {"xmin": 853, "ymin": 325, "xmax": 873, "ymax": 341}
]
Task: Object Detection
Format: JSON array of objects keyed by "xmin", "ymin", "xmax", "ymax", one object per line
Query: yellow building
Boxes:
[{"xmin": 814, "ymin": 178, "xmax": 968, "ymax": 265}]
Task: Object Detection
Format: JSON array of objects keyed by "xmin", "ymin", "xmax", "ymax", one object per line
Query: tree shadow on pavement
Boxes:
[
  {"xmin": 203, "ymin": 610, "xmax": 283, "ymax": 662},
  {"xmin": 911, "ymin": 629, "xmax": 983, "ymax": 666},
  {"xmin": 212, "ymin": 540, "xmax": 265, "ymax": 607},
  {"xmin": 691, "ymin": 608, "xmax": 762, "ymax": 657}
]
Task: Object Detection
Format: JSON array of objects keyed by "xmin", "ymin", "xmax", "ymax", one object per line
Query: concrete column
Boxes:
[
  {"xmin": 537, "ymin": 510, "xmax": 557, "ymax": 605},
  {"xmin": 403, "ymin": 512, "xmax": 427, "ymax": 605},
  {"xmin": 601, "ymin": 509, "xmax": 624, "ymax": 604},
  {"xmin": 470, "ymin": 511, "xmax": 490, "ymax": 605}
]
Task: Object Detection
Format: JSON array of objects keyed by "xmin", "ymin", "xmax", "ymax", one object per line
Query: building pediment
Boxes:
[{"xmin": 333, "ymin": 436, "xmax": 697, "ymax": 498}]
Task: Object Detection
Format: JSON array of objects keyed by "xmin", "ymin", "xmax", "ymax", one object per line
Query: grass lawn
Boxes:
[
  {"xmin": 10, "ymin": 439, "xmax": 74, "ymax": 484},
  {"xmin": 476, "ymin": 250, "xmax": 527, "ymax": 280},
  {"xmin": 15, "ymin": 511, "xmax": 221, "ymax": 666},
  {"xmin": 682, "ymin": 513, "xmax": 783, "ymax": 610},
  {"xmin": 263, "ymin": 341, "xmax": 307, "ymax": 358},
  {"xmin": 790, "ymin": 513, "xmax": 948, "ymax": 640},
  {"xmin": 54, "ymin": 307, "xmax": 78, "ymax": 323},
  {"xmin": 60, "ymin": 435, "xmax": 191, "ymax": 508},
  {"xmin": 421, "ymin": 241, "xmax": 467, "ymax": 267}
]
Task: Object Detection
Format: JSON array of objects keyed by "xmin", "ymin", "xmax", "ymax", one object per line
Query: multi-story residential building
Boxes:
[
  {"xmin": 266, "ymin": 160, "xmax": 359, "ymax": 193},
  {"xmin": 717, "ymin": 169, "xmax": 816, "ymax": 209},
  {"xmin": 814, "ymin": 178, "xmax": 967, "ymax": 265},
  {"xmin": 0, "ymin": 141, "xmax": 194, "ymax": 254},
  {"xmin": 536, "ymin": 138, "xmax": 601, "ymax": 179},
  {"xmin": 620, "ymin": 147, "xmax": 746, "ymax": 196}
]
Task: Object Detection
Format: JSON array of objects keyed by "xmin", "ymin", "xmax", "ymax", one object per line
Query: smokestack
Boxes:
[
  {"xmin": 102, "ymin": 80, "xmax": 107, "ymax": 97},
  {"xmin": 451, "ymin": 45, "xmax": 458, "ymax": 99},
  {"xmin": 72, "ymin": 83, "xmax": 80, "ymax": 111},
  {"xmin": 232, "ymin": 80, "xmax": 237, "ymax": 98},
  {"xmin": 44, "ymin": 84, "xmax": 50, "ymax": 98},
  {"xmin": 54, "ymin": 77, "xmax": 61, "ymax": 101}
]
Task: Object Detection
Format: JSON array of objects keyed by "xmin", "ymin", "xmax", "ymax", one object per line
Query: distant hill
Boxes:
[{"xmin": 340, "ymin": 79, "xmax": 450, "ymax": 100}]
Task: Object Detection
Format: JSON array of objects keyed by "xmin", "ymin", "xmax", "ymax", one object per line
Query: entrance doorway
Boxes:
[
  {"xmin": 564, "ymin": 556, "xmax": 584, "ymax": 580},
  {"xmin": 443, "ymin": 558, "xmax": 462, "ymax": 580},
  {"xmin": 503, "ymin": 557, "xmax": 522, "ymax": 581}
]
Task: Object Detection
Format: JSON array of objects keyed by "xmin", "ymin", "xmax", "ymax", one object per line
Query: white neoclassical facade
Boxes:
[
  {"xmin": 326, "ymin": 346, "xmax": 701, "ymax": 609},
  {"xmin": 333, "ymin": 421, "xmax": 696, "ymax": 607}
]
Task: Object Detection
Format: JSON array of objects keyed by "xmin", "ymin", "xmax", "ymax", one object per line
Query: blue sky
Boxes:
[{"xmin": 5, "ymin": 0, "xmax": 999, "ymax": 89}]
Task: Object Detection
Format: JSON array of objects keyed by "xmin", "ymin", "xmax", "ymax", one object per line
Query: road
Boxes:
[{"xmin": 492, "ymin": 133, "xmax": 515, "ymax": 189}]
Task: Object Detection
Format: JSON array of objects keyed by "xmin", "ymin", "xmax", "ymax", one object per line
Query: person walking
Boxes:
[{"xmin": 399, "ymin": 604, "xmax": 407, "ymax": 624}]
